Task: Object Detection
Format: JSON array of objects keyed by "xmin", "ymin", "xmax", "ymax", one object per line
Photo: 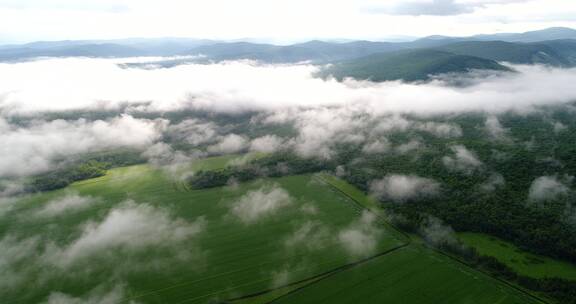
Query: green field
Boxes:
[
  {"xmin": 0, "ymin": 157, "xmax": 546, "ymax": 303},
  {"xmin": 272, "ymin": 245, "xmax": 540, "ymax": 304},
  {"xmin": 260, "ymin": 175, "xmax": 542, "ymax": 304},
  {"xmin": 0, "ymin": 156, "xmax": 401, "ymax": 303},
  {"xmin": 459, "ymin": 232, "xmax": 576, "ymax": 280}
]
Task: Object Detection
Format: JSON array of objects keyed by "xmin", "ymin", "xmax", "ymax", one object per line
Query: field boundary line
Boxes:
[{"xmin": 227, "ymin": 244, "xmax": 410, "ymax": 304}]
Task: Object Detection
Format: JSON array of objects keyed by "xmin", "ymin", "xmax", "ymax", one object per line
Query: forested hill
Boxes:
[{"xmin": 319, "ymin": 49, "xmax": 511, "ymax": 82}]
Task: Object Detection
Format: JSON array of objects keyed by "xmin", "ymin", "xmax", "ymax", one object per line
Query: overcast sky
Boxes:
[{"xmin": 0, "ymin": 0, "xmax": 575, "ymax": 44}]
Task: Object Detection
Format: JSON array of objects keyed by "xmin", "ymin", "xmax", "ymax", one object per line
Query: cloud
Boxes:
[
  {"xmin": 165, "ymin": 119, "xmax": 219, "ymax": 146},
  {"xmin": 33, "ymin": 192, "xmax": 97, "ymax": 217},
  {"xmin": 528, "ymin": 175, "xmax": 572, "ymax": 203},
  {"xmin": 250, "ymin": 135, "xmax": 284, "ymax": 153},
  {"xmin": 229, "ymin": 184, "xmax": 293, "ymax": 224},
  {"xmin": 362, "ymin": 139, "xmax": 390, "ymax": 154},
  {"xmin": 372, "ymin": 115, "xmax": 462, "ymax": 138},
  {"xmin": 285, "ymin": 220, "xmax": 331, "ymax": 251},
  {"xmin": 142, "ymin": 142, "xmax": 183, "ymax": 166},
  {"xmin": 478, "ymin": 172, "xmax": 506, "ymax": 192},
  {"xmin": 207, "ymin": 134, "xmax": 248, "ymax": 154},
  {"xmin": 0, "ymin": 235, "xmax": 42, "ymax": 290},
  {"xmin": 0, "ymin": 197, "xmax": 18, "ymax": 218},
  {"xmin": 365, "ymin": 0, "xmax": 531, "ymax": 16},
  {"xmin": 0, "ymin": 179, "xmax": 24, "ymax": 198},
  {"xmin": 442, "ymin": 145, "xmax": 483, "ymax": 174},
  {"xmin": 4, "ymin": 59, "xmax": 576, "ymax": 117},
  {"xmin": 370, "ymin": 174, "xmax": 441, "ymax": 202},
  {"xmin": 0, "ymin": 115, "xmax": 164, "ymax": 178},
  {"xmin": 485, "ymin": 115, "xmax": 510, "ymax": 141},
  {"xmin": 395, "ymin": 139, "xmax": 424, "ymax": 154},
  {"xmin": 419, "ymin": 216, "xmax": 459, "ymax": 249},
  {"xmin": 46, "ymin": 200, "xmax": 206, "ymax": 266},
  {"xmin": 280, "ymin": 106, "xmax": 366, "ymax": 159},
  {"xmin": 44, "ymin": 284, "xmax": 137, "ymax": 304},
  {"xmin": 416, "ymin": 121, "xmax": 463, "ymax": 138},
  {"xmin": 378, "ymin": 0, "xmax": 475, "ymax": 16},
  {"xmin": 270, "ymin": 268, "xmax": 292, "ymax": 289},
  {"xmin": 338, "ymin": 211, "xmax": 382, "ymax": 258}
]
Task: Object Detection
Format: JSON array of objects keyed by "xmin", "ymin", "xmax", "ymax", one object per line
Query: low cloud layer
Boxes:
[
  {"xmin": 229, "ymin": 184, "xmax": 293, "ymax": 224},
  {"xmin": 47, "ymin": 200, "xmax": 206, "ymax": 266},
  {"xmin": 285, "ymin": 220, "xmax": 331, "ymax": 251},
  {"xmin": 0, "ymin": 115, "xmax": 164, "ymax": 178},
  {"xmin": 377, "ymin": 0, "xmax": 475, "ymax": 16},
  {"xmin": 442, "ymin": 145, "xmax": 483, "ymax": 174},
  {"xmin": 34, "ymin": 192, "xmax": 97, "ymax": 218},
  {"xmin": 338, "ymin": 211, "xmax": 382, "ymax": 258},
  {"xmin": 2, "ymin": 58, "xmax": 576, "ymax": 116},
  {"xmin": 419, "ymin": 216, "xmax": 459, "ymax": 249},
  {"xmin": 528, "ymin": 175, "xmax": 572, "ymax": 203},
  {"xmin": 44, "ymin": 284, "xmax": 135, "ymax": 304},
  {"xmin": 370, "ymin": 174, "xmax": 441, "ymax": 202}
]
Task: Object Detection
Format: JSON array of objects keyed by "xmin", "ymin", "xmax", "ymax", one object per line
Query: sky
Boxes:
[{"xmin": 0, "ymin": 0, "xmax": 576, "ymax": 44}]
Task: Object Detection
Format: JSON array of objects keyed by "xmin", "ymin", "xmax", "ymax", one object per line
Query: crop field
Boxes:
[
  {"xmin": 0, "ymin": 155, "xmax": 402, "ymax": 303},
  {"xmin": 459, "ymin": 232, "xmax": 576, "ymax": 280},
  {"xmin": 271, "ymin": 245, "xmax": 540, "ymax": 304},
  {"xmin": 0, "ymin": 155, "xmax": 545, "ymax": 304},
  {"xmin": 259, "ymin": 175, "xmax": 543, "ymax": 304}
]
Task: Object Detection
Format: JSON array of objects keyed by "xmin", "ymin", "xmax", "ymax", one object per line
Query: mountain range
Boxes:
[{"xmin": 3, "ymin": 27, "xmax": 576, "ymax": 82}]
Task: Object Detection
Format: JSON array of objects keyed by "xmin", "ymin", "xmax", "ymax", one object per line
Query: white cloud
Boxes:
[
  {"xmin": 249, "ymin": 135, "xmax": 284, "ymax": 153},
  {"xmin": 229, "ymin": 185, "xmax": 293, "ymax": 224},
  {"xmin": 0, "ymin": 235, "xmax": 41, "ymax": 290},
  {"xmin": 142, "ymin": 142, "xmax": 193, "ymax": 169},
  {"xmin": 395, "ymin": 139, "xmax": 424, "ymax": 154},
  {"xmin": 362, "ymin": 139, "xmax": 391, "ymax": 154},
  {"xmin": 165, "ymin": 119, "xmax": 219, "ymax": 146},
  {"xmin": 442, "ymin": 145, "xmax": 483, "ymax": 174},
  {"xmin": 44, "ymin": 284, "xmax": 136, "ymax": 304},
  {"xmin": 372, "ymin": 116, "xmax": 462, "ymax": 138},
  {"xmin": 207, "ymin": 134, "xmax": 248, "ymax": 154},
  {"xmin": 416, "ymin": 121, "xmax": 463, "ymax": 138},
  {"xmin": 338, "ymin": 211, "xmax": 382, "ymax": 258},
  {"xmin": 419, "ymin": 216, "xmax": 459, "ymax": 248},
  {"xmin": 0, "ymin": 115, "xmax": 164, "ymax": 178},
  {"xmin": 46, "ymin": 200, "xmax": 206, "ymax": 266},
  {"xmin": 4, "ymin": 59, "xmax": 576, "ymax": 117},
  {"xmin": 374, "ymin": 0, "xmax": 476, "ymax": 16},
  {"xmin": 485, "ymin": 115, "xmax": 510, "ymax": 141},
  {"xmin": 0, "ymin": 179, "xmax": 24, "ymax": 198},
  {"xmin": 528, "ymin": 175, "xmax": 572, "ymax": 203},
  {"xmin": 479, "ymin": 172, "xmax": 506, "ymax": 192},
  {"xmin": 0, "ymin": 0, "xmax": 574, "ymax": 43},
  {"xmin": 287, "ymin": 107, "xmax": 366, "ymax": 159},
  {"xmin": 34, "ymin": 192, "xmax": 97, "ymax": 217},
  {"xmin": 285, "ymin": 220, "xmax": 331, "ymax": 251},
  {"xmin": 370, "ymin": 174, "xmax": 441, "ymax": 202}
]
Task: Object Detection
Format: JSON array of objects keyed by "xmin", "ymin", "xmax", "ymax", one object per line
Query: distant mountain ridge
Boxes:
[
  {"xmin": 2, "ymin": 27, "xmax": 576, "ymax": 63},
  {"xmin": 3, "ymin": 27, "xmax": 576, "ymax": 82}
]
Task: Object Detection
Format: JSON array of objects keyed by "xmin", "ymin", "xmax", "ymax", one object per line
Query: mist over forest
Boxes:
[{"xmin": 2, "ymin": 4, "xmax": 576, "ymax": 303}]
